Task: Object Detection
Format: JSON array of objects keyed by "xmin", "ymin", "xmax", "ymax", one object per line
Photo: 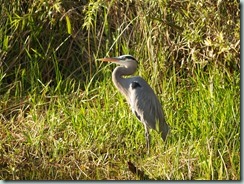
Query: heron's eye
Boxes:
[{"xmin": 118, "ymin": 56, "xmax": 125, "ymax": 61}]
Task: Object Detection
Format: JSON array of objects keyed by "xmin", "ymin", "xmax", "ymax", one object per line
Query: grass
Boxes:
[{"xmin": 0, "ymin": 0, "xmax": 240, "ymax": 180}]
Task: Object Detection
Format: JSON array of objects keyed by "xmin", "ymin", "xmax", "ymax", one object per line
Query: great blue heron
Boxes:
[{"xmin": 99, "ymin": 55, "xmax": 169, "ymax": 149}]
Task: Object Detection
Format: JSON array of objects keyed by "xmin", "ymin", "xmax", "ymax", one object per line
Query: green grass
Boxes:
[{"xmin": 0, "ymin": 0, "xmax": 240, "ymax": 180}]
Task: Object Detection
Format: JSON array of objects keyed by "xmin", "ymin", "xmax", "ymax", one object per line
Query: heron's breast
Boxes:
[{"xmin": 130, "ymin": 81, "xmax": 141, "ymax": 89}]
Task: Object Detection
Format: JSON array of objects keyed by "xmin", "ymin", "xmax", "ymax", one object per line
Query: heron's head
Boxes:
[{"xmin": 98, "ymin": 55, "xmax": 138, "ymax": 68}]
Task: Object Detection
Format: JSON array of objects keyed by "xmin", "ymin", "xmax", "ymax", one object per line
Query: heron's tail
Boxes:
[
  {"xmin": 159, "ymin": 121, "xmax": 170, "ymax": 141},
  {"xmin": 154, "ymin": 119, "xmax": 170, "ymax": 141}
]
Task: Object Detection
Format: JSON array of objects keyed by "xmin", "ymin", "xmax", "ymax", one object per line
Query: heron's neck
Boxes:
[{"xmin": 112, "ymin": 65, "xmax": 137, "ymax": 99}]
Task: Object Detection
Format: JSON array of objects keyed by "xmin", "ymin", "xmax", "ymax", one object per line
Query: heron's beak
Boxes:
[{"xmin": 98, "ymin": 57, "xmax": 119, "ymax": 62}]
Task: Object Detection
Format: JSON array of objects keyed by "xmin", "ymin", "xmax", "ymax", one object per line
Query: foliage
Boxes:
[{"xmin": 0, "ymin": 0, "xmax": 240, "ymax": 180}]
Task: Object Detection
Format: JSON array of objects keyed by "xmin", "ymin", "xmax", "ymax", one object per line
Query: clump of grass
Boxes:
[{"xmin": 0, "ymin": 0, "xmax": 240, "ymax": 180}]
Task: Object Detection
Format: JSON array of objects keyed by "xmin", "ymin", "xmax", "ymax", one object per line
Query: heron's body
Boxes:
[{"xmin": 99, "ymin": 55, "xmax": 169, "ymax": 149}]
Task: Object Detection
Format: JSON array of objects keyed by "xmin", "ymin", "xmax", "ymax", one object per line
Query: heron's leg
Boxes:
[{"xmin": 144, "ymin": 125, "xmax": 150, "ymax": 154}]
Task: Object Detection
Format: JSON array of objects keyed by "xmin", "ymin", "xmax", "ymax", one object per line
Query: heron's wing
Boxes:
[{"xmin": 128, "ymin": 77, "xmax": 169, "ymax": 140}]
